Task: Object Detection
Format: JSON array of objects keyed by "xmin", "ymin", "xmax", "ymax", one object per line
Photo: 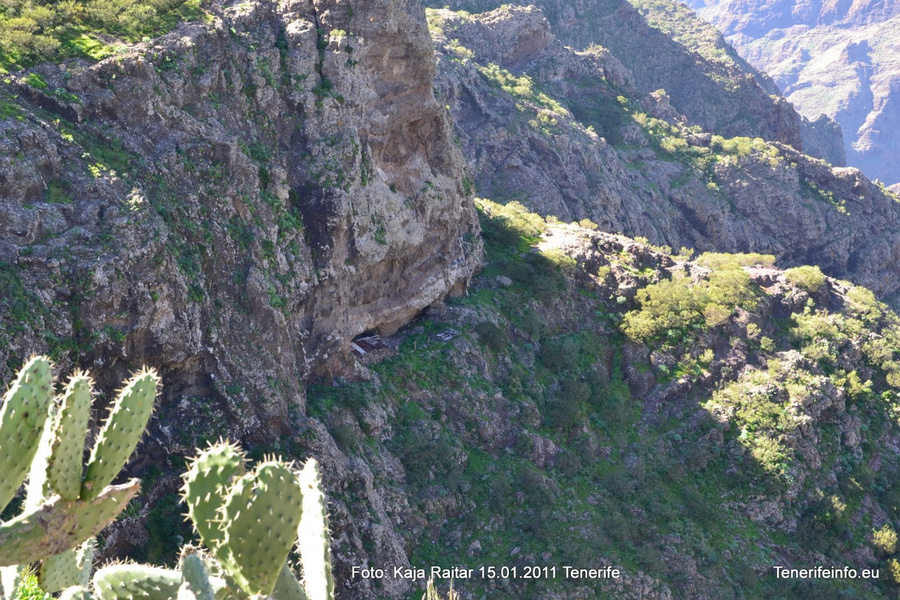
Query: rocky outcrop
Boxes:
[
  {"xmin": 431, "ymin": 6, "xmax": 900, "ymax": 301},
  {"xmin": 0, "ymin": 0, "xmax": 481, "ymax": 424},
  {"xmin": 688, "ymin": 0, "xmax": 900, "ymax": 184},
  {"xmin": 800, "ymin": 114, "xmax": 846, "ymax": 167}
]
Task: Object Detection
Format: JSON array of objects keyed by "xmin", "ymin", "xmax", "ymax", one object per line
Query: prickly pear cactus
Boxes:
[
  {"xmin": 39, "ymin": 538, "xmax": 94, "ymax": 594},
  {"xmin": 181, "ymin": 443, "xmax": 246, "ymax": 552},
  {"xmin": 178, "ymin": 550, "xmax": 216, "ymax": 600},
  {"xmin": 178, "ymin": 445, "xmax": 333, "ymax": 600},
  {"xmin": 49, "ymin": 375, "xmax": 93, "ymax": 502},
  {"xmin": 0, "ymin": 353, "xmax": 335, "ymax": 600},
  {"xmin": 0, "ymin": 357, "xmax": 159, "ymax": 587},
  {"xmin": 92, "ymin": 564, "xmax": 181, "ymax": 600},
  {"xmin": 58, "ymin": 586, "xmax": 95, "ymax": 600},
  {"xmin": 64, "ymin": 449, "xmax": 335, "ymax": 600},
  {"xmin": 218, "ymin": 461, "xmax": 304, "ymax": 597}
]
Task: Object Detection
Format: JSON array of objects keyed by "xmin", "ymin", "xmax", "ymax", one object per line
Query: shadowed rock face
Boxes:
[
  {"xmin": 688, "ymin": 0, "xmax": 900, "ymax": 184},
  {"xmin": 430, "ymin": 6, "xmax": 900, "ymax": 302},
  {"xmin": 0, "ymin": 0, "xmax": 480, "ymax": 440}
]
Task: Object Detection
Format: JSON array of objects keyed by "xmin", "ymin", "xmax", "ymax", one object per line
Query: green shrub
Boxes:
[
  {"xmin": 0, "ymin": 0, "xmax": 203, "ymax": 71},
  {"xmin": 474, "ymin": 321, "xmax": 509, "ymax": 352},
  {"xmin": 888, "ymin": 558, "xmax": 900, "ymax": 585},
  {"xmin": 545, "ymin": 377, "xmax": 589, "ymax": 429},
  {"xmin": 623, "ymin": 258, "xmax": 761, "ymax": 345},
  {"xmin": 621, "ymin": 274, "xmax": 705, "ymax": 343},
  {"xmin": 538, "ymin": 337, "xmax": 578, "ymax": 373},
  {"xmin": 695, "ymin": 252, "xmax": 775, "ymax": 269},
  {"xmin": 873, "ymin": 524, "xmax": 899, "ymax": 556},
  {"xmin": 476, "ymin": 199, "xmax": 546, "ymax": 250},
  {"xmin": 785, "ymin": 265, "xmax": 827, "ymax": 294}
]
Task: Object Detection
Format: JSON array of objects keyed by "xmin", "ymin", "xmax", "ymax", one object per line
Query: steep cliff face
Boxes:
[
  {"xmin": 430, "ymin": 6, "xmax": 900, "ymax": 302},
  {"xmin": 688, "ymin": 0, "xmax": 900, "ymax": 184},
  {"xmin": 0, "ymin": 0, "xmax": 480, "ymax": 447}
]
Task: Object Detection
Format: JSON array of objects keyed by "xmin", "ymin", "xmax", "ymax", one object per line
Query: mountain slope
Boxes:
[
  {"xmin": 312, "ymin": 201, "xmax": 900, "ymax": 599},
  {"xmin": 425, "ymin": 0, "xmax": 846, "ymax": 162},
  {"xmin": 3, "ymin": 1, "xmax": 900, "ymax": 599},
  {"xmin": 430, "ymin": 6, "xmax": 900, "ymax": 303},
  {"xmin": 0, "ymin": 0, "xmax": 479, "ymax": 464}
]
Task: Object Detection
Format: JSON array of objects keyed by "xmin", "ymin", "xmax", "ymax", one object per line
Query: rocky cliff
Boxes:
[
  {"xmin": 0, "ymin": 2, "xmax": 480, "ymax": 574},
  {"xmin": 429, "ymin": 6, "xmax": 900, "ymax": 303},
  {"xmin": 687, "ymin": 0, "xmax": 900, "ymax": 184},
  {"xmin": 0, "ymin": 0, "xmax": 481, "ymax": 416},
  {"xmin": 425, "ymin": 0, "xmax": 846, "ymax": 161}
]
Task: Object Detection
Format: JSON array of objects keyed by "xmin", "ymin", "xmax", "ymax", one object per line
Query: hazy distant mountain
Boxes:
[{"xmin": 687, "ymin": 0, "xmax": 900, "ymax": 184}]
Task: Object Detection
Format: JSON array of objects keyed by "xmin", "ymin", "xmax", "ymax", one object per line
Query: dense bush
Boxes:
[
  {"xmin": 784, "ymin": 265, "xmax": 827, "ymax": 294},
  {"xmin": 476, "ymin": 199, "xmax": 546, "ymax": 249},
  {"xmin": 474, "ymin": 321, "xmax": 509, "ymax": 352},
  {"xmin": 538, "ymin": 336, "xmax": 578, "ymax": 373},
  {"xmin": 0, "ymin": 0, "xmax": 203, "ymax": 71},
  {"xmin": 872, "ymin": 524, "xmax": 898, "ymax": 556},
  {"xmin": 622, "ymin": 257, "xmax": 760, "ymax": 345},
  {"xmin": 545, "ymin": 377, "xmax": 588, "ymax": 429}
]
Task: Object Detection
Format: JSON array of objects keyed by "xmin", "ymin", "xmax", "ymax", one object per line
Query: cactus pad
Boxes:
[
  {"xmin": 42, "ymin": 536, "xmax": 96, "ymax": 592},
  {"xmin": 297, "ymin": 459, "xmax": 334, "ymax": 600},
  {"xmin": 218, "ymin": 462, "xmax": 303, "ymax": 597},
  {"xmin": 0, "ymin": 480, "xmax": 139, "ymax": 566},
  {"xmin": 49, "ymin": 375, "xmax": 93, "ymax": 501},
  {"xmin": 181, "ymin": 442, "xmax": 245, "ymax": 552},
  {"xmin": 59, "ymin": 586, "xmax": 95, "ymax": 600},
  {"xmin": 24, "ymin": 408, "xmax": 56, "ymax": 512},
  {"xmin": 92, "ymin": 564, "xmax": 181, "ymax": 600},
  {"xmin": 0, "ymin": 356, "xmax": 53, "ymax": 514},
  {"xmin": 178, "ymin": 549, "xmax": 214, "ymax": 600},
  {"xmin": 39, "ymin": 549, "xmax": 81, "ymax": 593},
  {"xmin": 81, "ymin": 369, "xmax": 159, "ymax": 501},
  {"xmin": 76, "ymin": 538, "xmax": 96, "ymax": 587},
  {"xmin": 271, "ymin": 564, "xmax": 309, "ymax": 600}
]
